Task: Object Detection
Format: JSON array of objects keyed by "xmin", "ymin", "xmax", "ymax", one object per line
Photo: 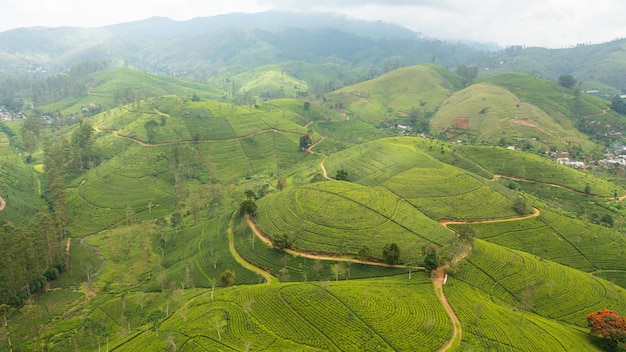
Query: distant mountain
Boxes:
[
  {"xmin": 103, "ymin": 11, "xmax": 418, "ymax": 40},
  {"xmin": 1, "ymin": 10, "xmax": 626, "ymax": 97},
  {"xmin": 0, "ymin": 11, "xmax": 485, "ymax": 77}
]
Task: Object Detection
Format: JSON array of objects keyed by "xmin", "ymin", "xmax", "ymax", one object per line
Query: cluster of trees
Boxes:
[
  {"xmin": 0, "ymin": 61, "xmax": 109, "ymax": 111},
  {"xmin": 0, "ymin": 216, "xmax": 66, "ymax": 306},
  {"xmin": 42, "ymin": 120, "xmax": 98, "ymax": 236},
  {"xmin": 406, "ymin": 108, "xmax": 431, "ymax": 134},
  {"xmin": 611, "ymin": 95, "xmax": 626, "ymax": 115},
  {"xmin": 20, "ymin": 116, "xmax": 41, "ymax": 161}
]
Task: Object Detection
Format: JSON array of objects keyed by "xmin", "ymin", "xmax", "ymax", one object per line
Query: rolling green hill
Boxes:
[
  {"xmin": 448, "ymin": 239, "xmax": 626, "ymax": 351},
  {"xmin": 324, "ymin": 137, "xmax": 523, "ymax": 220},
  {"xmin": 330, "ymin": 65, "xmax": 462, "ymax": 124},
  {"xmin": 431, "ymin": 82, "xmax": 596, "ymax": 150},
  {"xmin": 38, "ymin": 68, "xmax": 223, "ymax": 115},
  {"xmin": 255, "ymin": 181, "xmax": 457, "ymax": 263}
]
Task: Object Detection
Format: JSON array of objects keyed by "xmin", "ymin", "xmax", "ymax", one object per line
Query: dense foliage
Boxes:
[
  {"xmin": 0, "ymin": 219, "xmax": 66, "ymax": 306},
  {"xmin": 587, "ymin": 310, "xmax": 626, "ymax": 350}
]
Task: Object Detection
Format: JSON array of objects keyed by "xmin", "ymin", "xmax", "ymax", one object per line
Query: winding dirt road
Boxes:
[
  {"xmin": 245, "ymin": 214, "xmax": 424, "ymax": 270},
  {"xmin": 228, "ymin": 212, "xmax": 278, "ymax": 284},
  {"xmin": 0, "ymin": 196, "xmax": 5, "ymax": 211}
]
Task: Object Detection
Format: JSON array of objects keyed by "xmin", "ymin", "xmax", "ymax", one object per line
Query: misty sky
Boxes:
[{"xmin": 2, "ymin": 0, "xmax": 625, "ymax": 48}]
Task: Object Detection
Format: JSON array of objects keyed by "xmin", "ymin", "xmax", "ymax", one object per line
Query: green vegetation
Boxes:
[
  {"xmin": 330, "ymin": 65, "xmax": 458, "ymax": 125},
  {"xmin": 255, "ymin": 181, "xmax": 457, "ymax": 264},
  {"xmin": 431, "ymin": 82, "xmax": 595, "ymax": 151},
  {"xmin": 4, "ymin": 60, "xmax": 626, "ymax": 351},
  {"xmin": 461, "ymin": 145, "xmax": 620, "ymax": 196}
]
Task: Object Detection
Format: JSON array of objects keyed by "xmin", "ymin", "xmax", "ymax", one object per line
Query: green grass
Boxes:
[
  {"xmin": 324, "ymin": 138, "xmax": 433, "ymax": 186},
  {"xmin": 478, "ymin": 72, "xmax": 609, "ymax": 119},
  {"xmin": 323, "ymin": 137, "xmax": 521, "ymax": 220},
  {"xmin": 255, "ymin": 181, "xmax": 457, "ymax": 263},
  {"xmin": 39, "ymin": 68, "xmax": 223, "ymax": 115},
  {"xmin": 0, "ymin": 125, "xmax": 42, "ymax": 224}
]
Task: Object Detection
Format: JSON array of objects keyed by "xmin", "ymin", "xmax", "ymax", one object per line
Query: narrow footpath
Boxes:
[
  {"xmin": 0, "ymin": 196, "xmax": 5, "ymax": 211},
  {"xmin": 246, "ymin": 214, "xmax": 424, "ymax": 270},
  {"xmin": 228, "ymin": 211, "xmax": 278, "ymax": 284}
]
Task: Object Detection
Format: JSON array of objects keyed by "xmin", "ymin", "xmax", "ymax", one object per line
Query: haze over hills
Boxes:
[{"xmin": 0, "ymin": 10, "xmax": 625, "ymax": 94}]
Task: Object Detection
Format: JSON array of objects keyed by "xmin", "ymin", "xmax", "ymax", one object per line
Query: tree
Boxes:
[
  {"xmin": 601, "ymin": 214, "xmax": 614, "ymax": 228},
  {"xmin": 585, "ymin": 183, "xmax": 592, "ymax": 196},
  {"xmin": 456, "ymin": 224, "xmax": 475, "ymax": 243},
  {"xmin": 244, "ymin": 190, "xmax": 257, "ymax": 200},
  {"xmin": 220, "ymin": 270, "xmax": 235, "ymax": 287},
  {"xmin": 611, "ymin": 95, "xmax": 626, "ymax": 115},
  {"xmin": 21, "ymin": 130, "xmax": 39, "ymax": 159},
  {"xmin": 407, "ymin": 108, "xmax": 430, "ymax": 133},
  {"xmin": 170, "ymin": 212, "xmax": 182, "ymax": 230},
  {"xmin": 144, "ymin": 119, "xmax": 158, "ymax": 143},
  {"xmin": 239, "ymin": 199, "xmax": 257, "ymax": 216},
  {"xmin": 272, "ymin": 233, "xmax": 291, "ymax": 249},
  {"xmin": 455, "ymin": 65, "xmax": 479, "ymax": 86},
  {"xmin": 382, "ymin": 243, "xmax": 401, "ymax": 264},
  {"xmin": 558, "ymin": 74, "xmax": 577, "ymax": 89},
  {"xmin": 276, "ymin": 176, "xmax": 287, "ymax": 191},
  {"xmin": 145, "ymin": 310, "xmax": 166, "ymax": 336},
  {"xmin": 303, "ymin": 101, "xmax": 311, "ymax": 110},
  {"xmin": 587, "ymin": 309, "xmax": 626, "ymax": 350},
  {"xmin": 422, "ymin": 244, "xmax": 439, "ymax": 272},
  {"xmin": 357, "ymin": 245, "xmax": 373, "ymax": 260},
  {"xmin": 299, "ymin": 134, "xmax": 312, "ymax": 150},
  {"xmin": 514, "ymin": 195, "xmax": 529, "ymax": 215},
  {"xmin": 70, "ymin": 120, "xmax": 96, "ymax": 172},
  {"xmin": 335, "ymin": 169, "xmax": 349, "ymax": 181},
  {"xmin": 330, "ymin": 262, "xmax": 345, "ymax": 281}
]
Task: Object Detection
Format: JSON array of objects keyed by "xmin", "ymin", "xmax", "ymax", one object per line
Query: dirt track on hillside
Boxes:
[
  {"xmin": 0, "ymin": 196, "xmax": 5, "ymax": 211},
  {"xmin": 245, "ymin": 214, "xmax": 424, "ymax": 270}
]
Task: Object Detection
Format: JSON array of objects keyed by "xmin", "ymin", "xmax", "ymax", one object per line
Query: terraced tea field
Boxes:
[
  {"xmin": 452, "ymin": 240, "xmax": 626, "ymax": 326},
  {"xmin": 460, "ymin": 145, "xmax": 619, "ymax": 196},
  {"xmin": 108, "ymin": 276, "xmax": 451, "ymax": 351},
  {"xmin": 255, "ymin": 181, "xmax": 457, "ymax": 263},
  {"xmin": 463, "ymin": 209, "xmax": 626, "ymax": 286}
]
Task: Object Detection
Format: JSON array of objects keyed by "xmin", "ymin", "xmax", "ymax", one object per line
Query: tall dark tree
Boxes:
[
  {"xmin": 382, "ymin": 243, "xmax": 401, "ymax": 264},
  {"xmin": 611, "ymin": 95, "xmax": 626, "ymax": 115},
  {"xmin": 70, "ymin": 120, "xmax": 96, "ymax": 172},
  {"xmin": 220, "ymin": 270, "xmax": 235, "ymax": 287},
  {"xmin": 558, "ymin": 74, "xmax": 577, "ymax": 89},
  {"xmin": 422, "ymin": 244, "xmax": 439, "ymax": 272},
  {"xmin": 239, "ymin": 199, "xmax": 257, "ymax": 216},
  {"xmin": 299, "ymin": 134, "xmax": 312, "ymax": 150},
  {"xmin": 335, "ymin": 169, "xmax": 349, "ymax": 181}
]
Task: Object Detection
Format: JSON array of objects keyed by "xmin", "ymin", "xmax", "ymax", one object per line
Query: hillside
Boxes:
[
  {"xmin": 330, "ymin": 65, "xmax": 462, "ymax": 124},
  {"xmin": 37, "ymin": 68, "xmax": 224, "ymax": 115},
  {"xmin": 3, "ymin": 65, "xmax": 626, "ymax": 351},
  {"xmin": 431, "ymin": 82, "xmax": 596, "ymax": 150}
]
